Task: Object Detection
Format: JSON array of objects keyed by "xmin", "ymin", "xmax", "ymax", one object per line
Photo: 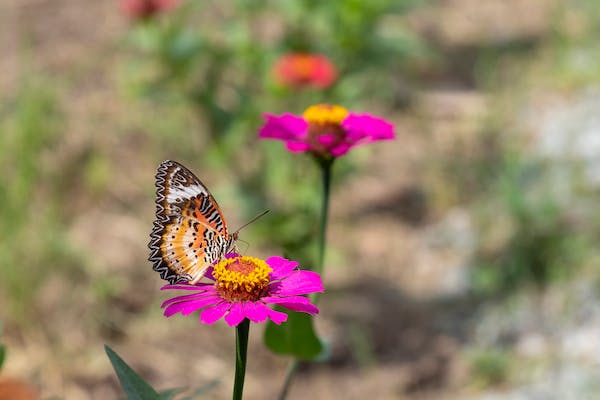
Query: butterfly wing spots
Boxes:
[
  {"xmin": 149, "ymin": 238, "xmax": 191, "ymax": 284},
  {"xmin": 158, "ymin": 215, "xmax": 223, "ymax": 283},
  {"xmin": 150, "ymin": 160, "xmax": 237, "ymax": 283},
  {"xmin": 180, "ymin": 195, "xmax": 229, "ymax": 235}
]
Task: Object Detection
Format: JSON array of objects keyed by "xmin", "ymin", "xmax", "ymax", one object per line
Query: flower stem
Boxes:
[
  {"xmin": 313, "ymin": 157, "xmax": 333, "ymax": 300},
  {"xmin": 279, "ymin": 157, "xmax": 333, "ymax": 400},
  {"xmin": 233, "ymin": 319, "xmax": 250, "ymax": 400}
]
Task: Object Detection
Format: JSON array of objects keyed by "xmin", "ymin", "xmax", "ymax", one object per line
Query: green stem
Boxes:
[
  {"xmin": 316, "ymin": 158, "xmax": 333, "ymax": 275},
  {"xmin": 312, "ymin": 157, "xmax": 333, "ymax": 302},
  {"xmin": 233, "ymin": 319, "xmax": 250, "ymax": 400},
  {"xmin": 279, "ymin": 158, "xmax": 333, "ymax": 400}
]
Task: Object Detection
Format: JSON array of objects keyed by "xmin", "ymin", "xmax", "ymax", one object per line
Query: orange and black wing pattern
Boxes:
[{"xmin": 148, "ymin": 160, "xmax": 235, "ymax": 284}]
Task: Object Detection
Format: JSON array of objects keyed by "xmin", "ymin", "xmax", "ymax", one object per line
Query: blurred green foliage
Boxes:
[
  {"xmin": 0, "ymin": 79, "xmax": 80, "ymax": 318},
  {"xmin": 422, "ymin": 1, "xmax": 600, "ymax": 295},
  {"xmin": 1, "ymin": 2, "xmax": 600, "ymax": 399},
  {"xmin": 468, "ymin": 348, "xmax": 511, "ymax": 388},
  {"xmin": 122, "ymin": 0, "xmax": 428, "ymax": 265},
  {"xmin": 2, "ymin": 0, "xmax": 600, "ymax": 354},
  {"xmin": 471, "ymin": 153, "xmax": 591, "ymax": 294}
]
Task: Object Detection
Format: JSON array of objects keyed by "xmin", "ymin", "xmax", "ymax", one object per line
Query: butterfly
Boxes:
[{"xmin": 148, "ymin": 160, "xmax": 238, "ymax": 284}]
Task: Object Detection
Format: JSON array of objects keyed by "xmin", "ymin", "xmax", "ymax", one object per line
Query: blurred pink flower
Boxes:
[
  {"xmin": 161, "ymin": 255, "xmax": 323, "ymax": 326},
  {"xmin": 120, "ymin": 0, "xmax": 179, "ymax": 20},
  {"xmin": 272, "ymin": 53, "xmax": 337, "ymax": 89},
  {"xmin": 259, "ymin": 104, "xmax": 395, "ymax": 158}
]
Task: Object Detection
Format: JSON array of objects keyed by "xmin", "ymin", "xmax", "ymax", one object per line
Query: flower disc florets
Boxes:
[
  {"xmin": 302, "ymin": 104, "xmax": 350, "ymax": 157},
  {"xmin": 213, "ymin": 256, "xmax": 272, "ymax": 302},
  {"xmin": 160, "ymin": 255, "xmax": 323, "ymax": 326},
  {"xmin": 302, "ymin": 104, "xmax": 349, "ymax": 125}
]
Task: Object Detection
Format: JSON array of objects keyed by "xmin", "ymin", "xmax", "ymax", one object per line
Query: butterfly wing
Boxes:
[{"xmin": 148, "ymin": 160, "xmax": 235, "ymax": 284}]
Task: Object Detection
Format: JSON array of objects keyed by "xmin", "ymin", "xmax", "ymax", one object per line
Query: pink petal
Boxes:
[
  {"xmin": 259, "ymin": 114, "xmax": 308, "ymax": 141},
  {"xmin": 285, "ymin": 141, "xmax": 312, "ymax": 153},
  {"xmin": 271, "ymin": 270, "xmax": 324, "ymax": 296},
  {"xmin": 204, "ymin": 266, "xmax": 215, "ymax": 279},
  {"xmin": 262, "ymin": 295, "xmax": 319, "ymax": 315},
  {"xmin": 342, "ymin": 114, "xmax": 395, "ymax": 143},
  {"xmin": 200, "ymin": 301, "xmax": 231, "ymax": 324},
  {"xmin": 330, "ymin": 143, "xmax": 352, "ymax": 157},
  {"xmin": 317, "ymin": 134, "xmax": 336, "ymax": 146},
  {"xmin": 161, "ymin": 290, "xmax": 216, "ymax": 308},
  {"xmin": 273, "ymin": 301, "xmax": 318, "ymax": 315},
  {"xmin": 244, "ymin": 302, "xmax": 269, "ymax": 323},
  {"xmin": 164, "ymin": 295, "xmax": 221, "ymax": 317},
  {"xmin": 262, "ymin": 295, "xmax": 313, "ymax": 305},
  {"xmin": 224, "ymin": 303, "xmax": 246, "ymax": 326},
  {"xmin": 267, "ymin": 256, "xmax": 299, "ymax": 280},
  {"xmin": 266, "ymin": 308, "xmax": 288, "ymax": 325}
]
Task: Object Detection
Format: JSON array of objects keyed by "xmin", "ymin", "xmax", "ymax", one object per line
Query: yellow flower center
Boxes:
[
  {"xmin": 302, "ymin": 104, "xmax": 349, "ymax": 125},
  {"xmin": 300, "ymin": 104, "xmax": 350, "ymax": 157},
  {"xmin": 213, "ymin": 256, "xmax": 272, "ymax": 302}
]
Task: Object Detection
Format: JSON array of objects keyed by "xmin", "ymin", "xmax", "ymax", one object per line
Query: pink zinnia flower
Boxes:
[
  {"xmin": 120, "ymin": 0, "xmax": 179, "ymax": 20},
  {"xmin": 272, "ymin": 53, "xmax": 337, "ymax": 89},
  {"xmin": 161, "ymin": 255, "xmax": 323, "ymax": 326},
  {"xmin": 259, "ymin": 104, "xmax": 395, "ymax": 158}
]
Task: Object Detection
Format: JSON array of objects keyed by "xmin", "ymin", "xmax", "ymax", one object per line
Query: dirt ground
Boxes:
[{"xmin": 0, "ymin": 1, "xmax": 566, "ymax": 399}]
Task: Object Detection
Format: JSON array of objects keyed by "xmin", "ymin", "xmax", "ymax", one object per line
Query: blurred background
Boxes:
[{"xmin": 2, "ymin": 0, "xmax": 600, "ymax": 399}]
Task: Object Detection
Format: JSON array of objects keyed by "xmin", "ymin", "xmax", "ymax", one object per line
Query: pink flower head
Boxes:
[
  {"xmin": 259, "ymin": 104, "xmax": 395, "ymax": 159},
  {"xmin": 161, "ymin": 255, "xmax": 323, "ymax": 326},
  {"xmin": 272, "ymin": 53, "xmax": 337, "ymax": 89},
  {"xmin": 120, "ymin": 0, "xmax": 179, "ymax": 20}
]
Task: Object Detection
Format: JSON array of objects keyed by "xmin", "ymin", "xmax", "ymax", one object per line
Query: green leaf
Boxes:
[
  {"xmin": 0, "ymin": 344, "xmax": 5, "ymax": 371},
  {"xmin": 104, "ymin": 345, "xmax": 161, "ymax": 400},
  {"xmin": 264, "ymin": 309, "xmax": 323, "ymax": 360}
]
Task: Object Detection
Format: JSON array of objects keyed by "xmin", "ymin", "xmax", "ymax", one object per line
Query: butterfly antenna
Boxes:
[{"xmin": 234, "ymin": 210, "xmax": 270, "ymax": 234}]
